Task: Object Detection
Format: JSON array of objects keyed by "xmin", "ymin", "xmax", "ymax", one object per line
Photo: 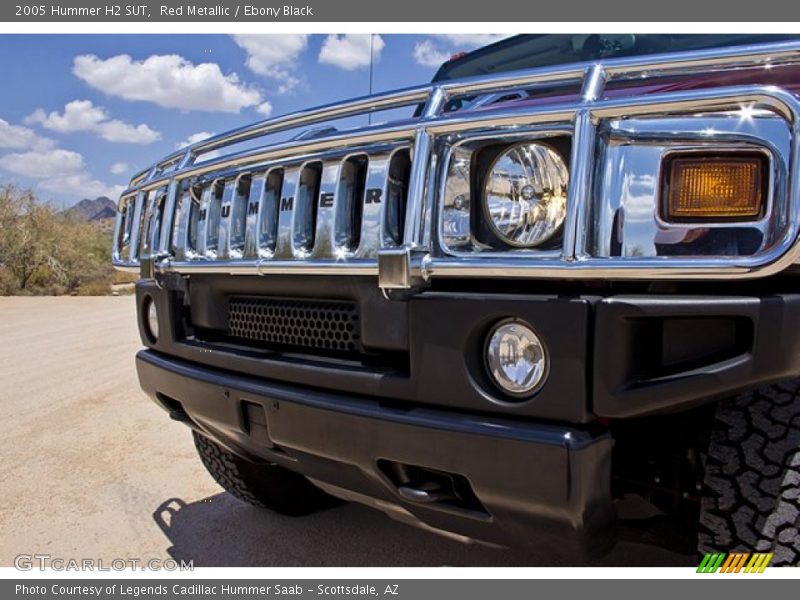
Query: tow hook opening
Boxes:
[
  {"xmin": 155, "ymin": 393, "xmax": 204, "ymax": 434},
  {"xmin": 377, "ymin": 460, "xmax": 489, "ymax": 517}
]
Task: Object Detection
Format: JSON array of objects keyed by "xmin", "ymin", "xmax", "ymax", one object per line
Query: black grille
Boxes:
[{"xmin": 228, "ymin": 296, "xmax": 360, "ymax": 353}]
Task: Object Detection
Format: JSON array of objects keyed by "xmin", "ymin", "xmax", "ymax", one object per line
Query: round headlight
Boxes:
[
  {"xmin": 483, "ymin": 142, "xmax": 569, "ymax": 247},
  {"xmin": 145, "ymin": 297, "xmax": 159, "ymax": 342},
  {"xmin": 485, "ymin": 320, "xmax": 547, "ymax": 397}
]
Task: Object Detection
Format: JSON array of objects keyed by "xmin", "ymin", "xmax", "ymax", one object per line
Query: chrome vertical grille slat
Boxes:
[
  {"xmin": 216, "ymin": 179, "xmax": 238, "ymax": 260},
  {"xmin": 334, "ymin": 155, "xmax": 369, "ymax": 254},
  {"xmin": 139, "ymin": 187, "xmax": 167, "ymax": 259},
  {"xmin": 113, "ymin": 195, "xmax": 135, "ymax": 262},
  {"xmin": 310, "ymin": 161, "xmax": 340, "ymax": 259},
  {"xmin": 127, "ymin": 191, "xmax": 146, "ymax": 263},
  {"xmin": 243, "ymin": 169, "xmax": 283, "ymax": 258},
  {"xmin": 243, "ymin": 173, "xmax": 265, "ymax": 258},
  {"xmin": 172, "ymin": 183, "xmax": 193, "ymax": 261},
  {"xmin": 196, "ymin": 180, "xmax": 223, "ymax": 259},
  {"xmin": 274, "ymin": 168, "xmax": 300, "ymax": 259},
  {"xmin": 158, "ymin": 179, "xmax": 180, "ymax": 255},
  {"xmin": 229, "ymin": 174, "xmax": 251, "ymax": 259},
  {"xmin": 293, "ymin": 163, "xmax": 322, "ymax": 256},
  {"xmin": 356, "ymin": 153, "xmax": 390, "ymax": 258}
]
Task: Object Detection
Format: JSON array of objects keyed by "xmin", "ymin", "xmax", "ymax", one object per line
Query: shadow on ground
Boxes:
[{"xmin": 153, "ymin": 493, "xmax": 696, "ymax": 567}]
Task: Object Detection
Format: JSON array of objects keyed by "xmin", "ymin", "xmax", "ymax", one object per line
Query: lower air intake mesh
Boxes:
[{"xmin": 228, "ymin": 296, "xmax": 360, "ymax": 353}]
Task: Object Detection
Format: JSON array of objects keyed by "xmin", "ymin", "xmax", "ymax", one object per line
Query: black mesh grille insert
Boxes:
[{"xmin": 228, "ymin": 296, "xmax": 360, "ymax": 354}]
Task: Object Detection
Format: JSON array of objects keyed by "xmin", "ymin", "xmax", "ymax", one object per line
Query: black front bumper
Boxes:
[
  {"xmin": 137, "ymin": 349, "xmax": 616, "ymax": 558},
  {"xmin": 135, "ymin": 275, "xmax": 800, "ymax": 556}
]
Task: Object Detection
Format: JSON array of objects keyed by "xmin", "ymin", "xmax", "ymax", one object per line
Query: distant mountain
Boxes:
[{"xmin": 62, "ymin": 196, "xmax": 116, "ymax": 222}]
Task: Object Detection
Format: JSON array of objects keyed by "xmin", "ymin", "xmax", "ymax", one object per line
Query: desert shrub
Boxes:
[
  {"xmin": 76, "ymin": 280, "xmax": 112, "ymax": 296},
  {"xmin": 0, "ymin": 183, "xmax": 119, "ymax": 295},
  {"xmin": 0, "ymin": 267, "xmax": 20, "ymax": 295},
  {"xmin": 112, "ymin": 269, "xmax": 139, "ymax": 285}
]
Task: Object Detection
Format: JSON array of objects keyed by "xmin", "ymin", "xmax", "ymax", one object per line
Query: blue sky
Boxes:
[{"xmin": 0, "ymin": 34, "xmax": 506, "ymax": 208}]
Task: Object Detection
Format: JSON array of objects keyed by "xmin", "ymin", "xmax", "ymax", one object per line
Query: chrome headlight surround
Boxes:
[{"xmin": 438, "ymin": 128, "xmax": 573, "ymax": 256}]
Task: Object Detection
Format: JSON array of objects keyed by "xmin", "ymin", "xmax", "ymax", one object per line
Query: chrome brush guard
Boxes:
[{"xmin": 112, "ymin": 40, "xmax": 800, "ymax": 288}]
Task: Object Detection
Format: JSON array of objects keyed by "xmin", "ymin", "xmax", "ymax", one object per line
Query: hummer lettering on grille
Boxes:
[{"xmin": 319, "ymin": 192, "xmax": 335, "ymax": 208}]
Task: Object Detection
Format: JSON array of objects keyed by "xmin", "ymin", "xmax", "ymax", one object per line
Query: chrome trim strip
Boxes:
[
  {"xmin": 157, "ymin": 258, "xmax": 379, "ymax": 277},
  {"xmin": 563, "ymin": 65, "xmax": 604, "ymax": 261},
  {"xmin": 190, "ymin": 86, "xmax": 430, "ymax": 156},
  {"xmin": 132, "ymin": 125, "xmax": 418, "ymax": 195}
]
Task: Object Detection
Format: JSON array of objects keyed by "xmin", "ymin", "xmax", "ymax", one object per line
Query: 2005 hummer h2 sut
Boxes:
[{"xmin": 113, "ymin": 35, "xmax": 800, "ymax": 563}]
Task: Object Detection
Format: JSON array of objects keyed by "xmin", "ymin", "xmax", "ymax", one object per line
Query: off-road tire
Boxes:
[
  {"xmin": 699, "ymin": 381, "xmax": 800, "ymax": 566},
  {"xmin": 193, "ymin": 431, "xmax": 340, "ymax": 516}
]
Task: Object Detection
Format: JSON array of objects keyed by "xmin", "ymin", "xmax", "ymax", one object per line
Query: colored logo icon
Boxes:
[{"xmin": 697, "ymin": 552, "xmax": 773, "ymax": 573}]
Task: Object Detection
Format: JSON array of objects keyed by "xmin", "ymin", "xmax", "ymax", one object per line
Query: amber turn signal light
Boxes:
[{"xmin": 664, "ymin": 154, "xmax": 766, "ymax": 221}]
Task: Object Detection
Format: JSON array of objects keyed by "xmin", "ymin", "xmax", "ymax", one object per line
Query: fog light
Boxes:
[
  {"xmin": 664, "ymin": 154, "xmax": 765, "ymax": 221},
  {"xmin": 485, "ymin": 320, "xmax": 547, "ymax": 397},
  {"xmin": 145, "ymin": 297, "xmax": 159, "ymax": 342}
]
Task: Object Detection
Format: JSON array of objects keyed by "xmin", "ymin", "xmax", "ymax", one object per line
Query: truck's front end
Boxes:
[{"xmin": 114, "ymin": 35, "xmax": 800, "ymax": 563}]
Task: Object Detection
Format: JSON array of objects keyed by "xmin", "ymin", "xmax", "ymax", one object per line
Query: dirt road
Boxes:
[{"xmin": 0, "ymin": 296, "xmax": 691, "ymax": 567}]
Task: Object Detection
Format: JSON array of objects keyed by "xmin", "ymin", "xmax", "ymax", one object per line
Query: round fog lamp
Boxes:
[
  {"xmin": 485, "ymin": 321, "xmax": 547, "ymax": 397},
  {"xmin": 145, "ymin": 298, "xmax": 159, "ymax": 341}
]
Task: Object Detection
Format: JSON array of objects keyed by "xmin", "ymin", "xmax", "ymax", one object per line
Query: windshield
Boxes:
[{"xmin": 432, "ymin": 34, "xmax": 799, "ymax": 81}]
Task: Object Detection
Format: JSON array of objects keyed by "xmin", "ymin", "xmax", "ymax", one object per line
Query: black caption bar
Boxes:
[
  {"xmin": 4, "ymin": 580, "xmax": 798, "ymax": 600},
  {"xmin": 5, "ymin": 0, "xmax": 800, "ymax": 21}
]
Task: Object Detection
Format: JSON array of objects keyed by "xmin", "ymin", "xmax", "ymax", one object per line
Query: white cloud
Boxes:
[
  {"xmin": 0, "ymin": 119, "xmax": 55, "ymax": 151},
  {"xmin": 175, "ymin": 131, "xmax": 215, "ymax": 150},
  {"xmin": 413, "ymin": 34, "xmax": 512, "ymax": 68},
  {"xmin": 413, "ymin": 40, "xmax": 452, "ymax": 68},
  {"xmin": 256, "ymin": 101, "xmax": 273, "ymax": 117},
  {"xmin": 0, "ymin": 149, "xmax": 85, "ymax": 179},
  {"xmin": 26, "ymin": 100, "xmax": 160, "ymax": 144},
  {"xmin": 0, "ymin": 148, "xmax": 124, "ymax": 200},
  {"xmin": 318, "ymin": 34, "xmax": 384, "ymax": 71},
  {"xmin": 110, "ymin": 162, "xmax": 129, "ymax": 175},
  {"xmin": 232, "ymin": 34, "xmax": 308, "ymax": 94},
  {"xmin": 40, "ymin": 174, "xmax": 125, "ymax": 200},
  {"xmin": 174, "ymin": 131, "xmax": 220, "ymax": 162},
  {"xmin": 98, "ymin": 120, "xmax": 160, "ymax": 144},
  {"xmin": 73, "ymin": 54, "xmax": 263, "ymax": 113}
]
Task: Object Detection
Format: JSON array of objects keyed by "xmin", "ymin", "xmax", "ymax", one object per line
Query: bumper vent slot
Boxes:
[{"xmin": 228, "ymin": 296, "xmax": 361, "ymax": 353}]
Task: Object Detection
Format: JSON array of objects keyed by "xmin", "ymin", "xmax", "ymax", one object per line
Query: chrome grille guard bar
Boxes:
[{"xmin": 112, "ymin": 40, "xmax": 800, "ymax": 286}]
